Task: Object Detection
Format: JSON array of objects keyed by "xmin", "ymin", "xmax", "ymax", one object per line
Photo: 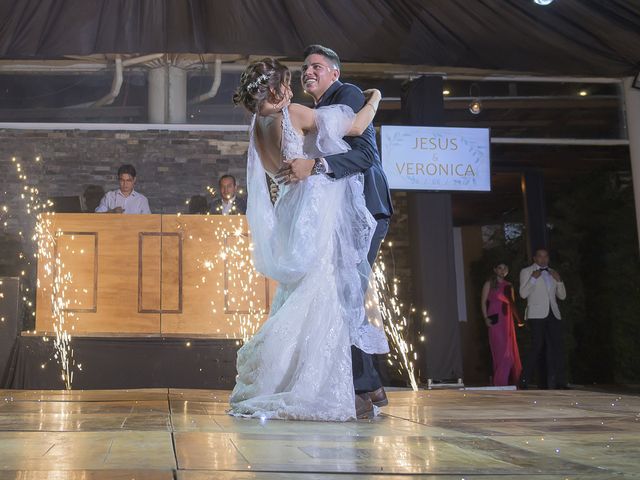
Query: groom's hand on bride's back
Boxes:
[{"xmin": 275, "ymin": 158, "xmax": 315, "ymax": 184}]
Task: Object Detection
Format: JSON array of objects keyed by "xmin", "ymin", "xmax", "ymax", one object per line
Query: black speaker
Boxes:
[
  {"xmin": 49, "ymin": 195, "xmax": 83, "ymax": 213},
  {"xmin": 0, "ymin": 277, "xmax": 20, "ymax": 384}
]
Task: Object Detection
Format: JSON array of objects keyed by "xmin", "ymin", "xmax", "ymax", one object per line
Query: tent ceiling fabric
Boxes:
[{"xmin": 0, "ymin": 0, "xmax": 638, "ymax": 76}]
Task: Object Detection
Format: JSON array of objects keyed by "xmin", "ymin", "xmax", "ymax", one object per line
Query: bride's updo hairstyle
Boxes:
[{"xmin": 233, "ymin": 58, "xmax": 291, "ymax": 114}]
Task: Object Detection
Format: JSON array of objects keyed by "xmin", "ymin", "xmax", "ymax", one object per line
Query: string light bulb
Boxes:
[{"xmin": 468, "ymin": 83, "xmax": 482, "ymax": 115}]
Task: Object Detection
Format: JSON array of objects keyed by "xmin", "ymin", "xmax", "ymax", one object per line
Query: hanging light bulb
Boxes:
[
  {"xmin": 468, "ymin": 99, "xmax": 482, "ymax": 115},
  {"xmin": 468, "ymin": 83, "xmax": 482, "ymax": 115},
  {"xmin": 533, "ymin": 0, "xmax": 554, "ymax": 5}
]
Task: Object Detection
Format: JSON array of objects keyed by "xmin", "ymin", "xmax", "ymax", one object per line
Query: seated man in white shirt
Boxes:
[
  {"xmin": 211, "ymin": 175, "xmax": 246, "ymax": 215},
  {"xmin": 95, "ymin": 164, "xmax": 151, "ymax": 214}
]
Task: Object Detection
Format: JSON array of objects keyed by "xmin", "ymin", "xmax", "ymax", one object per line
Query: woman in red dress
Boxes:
[{"xmin": 481, "ymin": 263, "xmax": 523, "ymax": 386}]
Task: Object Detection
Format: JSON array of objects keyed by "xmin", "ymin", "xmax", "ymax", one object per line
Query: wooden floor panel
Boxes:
[{"xmin": 0, "ymin": 388, "xmax": 637, "ymax": 478}]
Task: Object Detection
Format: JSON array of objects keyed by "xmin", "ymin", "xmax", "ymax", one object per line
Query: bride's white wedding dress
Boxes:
[{"xmin": 229, "ymin": 104, "xmax": 389, "ymax": 422}]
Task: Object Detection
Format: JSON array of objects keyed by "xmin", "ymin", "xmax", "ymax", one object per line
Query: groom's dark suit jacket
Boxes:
[{"xmin": 315, "ymin": 80, "xmax": 393, "ymax": 218}]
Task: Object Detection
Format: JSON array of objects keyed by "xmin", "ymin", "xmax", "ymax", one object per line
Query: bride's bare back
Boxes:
[{"xmin": 253, "ymin": 113, "xmax": 289, "ymax": 175}]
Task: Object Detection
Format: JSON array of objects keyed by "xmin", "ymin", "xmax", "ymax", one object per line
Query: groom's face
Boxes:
[{"xmin": 301, "ymin": 53, "xmax": 339, "ymax": 101}]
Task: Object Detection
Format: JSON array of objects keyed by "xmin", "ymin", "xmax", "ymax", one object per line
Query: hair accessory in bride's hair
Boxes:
[
  {"xmin": 233, "ymin": 58, "xmax": 290, "ymax": 114},
  {"xmin": 247, "ymin": 73, "xmax": 270, "ymax": 92}
]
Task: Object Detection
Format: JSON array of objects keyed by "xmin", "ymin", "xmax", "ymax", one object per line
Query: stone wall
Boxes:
[{"xmin": 0, "ymin": 128, "xmax": 250, "ymax": 226}]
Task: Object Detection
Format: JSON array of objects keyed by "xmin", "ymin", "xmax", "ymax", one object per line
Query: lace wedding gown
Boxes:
[{"xmin": 229, "ymin": 105, "xmax": 389, "ymax": 421}]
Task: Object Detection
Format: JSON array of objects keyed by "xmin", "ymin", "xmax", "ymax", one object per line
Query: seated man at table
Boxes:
[
  {"xmin": 95, "ymin": 164, "xmax": 151, "ymax": 214},
  {"xmin": 211, "ymin": 174, "xmax": 246, "ymax": 215}
]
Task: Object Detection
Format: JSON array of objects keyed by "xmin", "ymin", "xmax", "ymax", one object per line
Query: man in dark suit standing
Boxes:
[
  {"xmin": 277, "ymin": 44, "xmax": 394, "ymax": 417},
  {"xmin": 211, "ymin": 174, "xmax": 247, "ymax": 215}
]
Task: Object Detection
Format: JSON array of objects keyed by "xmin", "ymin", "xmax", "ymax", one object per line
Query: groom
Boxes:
[{"xmin": 278, "ymin": 44, "xmax": 394, "ymax": 417}]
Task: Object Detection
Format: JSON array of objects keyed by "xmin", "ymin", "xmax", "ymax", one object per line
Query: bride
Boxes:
[{"xmin": 229, "ymin": 58, "xmax": 389, "ymax": 421}]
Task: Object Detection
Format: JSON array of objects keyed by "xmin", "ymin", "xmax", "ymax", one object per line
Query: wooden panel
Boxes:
[
  {"xmin": 36, "ymin": 214, "xmax": 161, "ymax": 334},
  {"xmin": 139, "ymin": 234, "xmax": 161, "ymax": 312},
  {"xmin": 35, "ymin": 214, "xmax": 274, "ymax": 337},
  {"xmin": 224, "ymin": 233, "xmax": 270, "ymax": 315},
  {"xmin": 55, "ymin": 232, "xmax": 97, "ymax": 312},
  {"xmin": 159, "ymin": 215, "xmax": 273, "ymax": 337},
  {"xmin": 161, "ymin": 233, "xmax": 182, "ymax": 313}
]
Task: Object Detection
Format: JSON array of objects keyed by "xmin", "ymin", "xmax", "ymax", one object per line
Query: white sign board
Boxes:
[{"xmin": 381, "ymin": 125, "xmax": 491, "ymax": 191}]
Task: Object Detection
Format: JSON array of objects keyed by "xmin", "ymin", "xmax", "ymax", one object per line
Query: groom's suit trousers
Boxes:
[{"xmin": 352, "ymin": 217, "xmax": 390, "ymax": 393}]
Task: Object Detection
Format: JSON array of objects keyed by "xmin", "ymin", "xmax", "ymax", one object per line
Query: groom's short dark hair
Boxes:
[{"xmin": 303, "ymin": 44, "xmax": 341, "ymax": 70}]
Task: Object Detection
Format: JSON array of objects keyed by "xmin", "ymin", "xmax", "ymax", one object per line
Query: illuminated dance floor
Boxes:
[{"xmin": 0, "ymin": 388, "xmax": 638, "ymax": 479}]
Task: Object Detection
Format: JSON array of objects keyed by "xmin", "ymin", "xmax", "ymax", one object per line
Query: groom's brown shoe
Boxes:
[
  {"xmin": 363, "ymin": 387, "xmax": 388, "ymax": 407},
  {"xmin": 355, "ymin": 394, "xmax": 374, "ymax": 420}
]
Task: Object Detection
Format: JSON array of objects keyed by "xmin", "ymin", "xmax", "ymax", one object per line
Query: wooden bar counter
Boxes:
[{"xmin": 35, "ymin": 213, "xmax": 273, "ymax": 337}]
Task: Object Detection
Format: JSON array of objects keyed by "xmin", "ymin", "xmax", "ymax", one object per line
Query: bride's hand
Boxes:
[{"xmin": 363, "ymin": 89, "xmax": 381, "ymax": 103}]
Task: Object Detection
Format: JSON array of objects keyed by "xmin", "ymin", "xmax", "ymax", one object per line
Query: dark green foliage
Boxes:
[{"xmin": 549, "ymin": 168, "xmax": 640, "ymax": 384}]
